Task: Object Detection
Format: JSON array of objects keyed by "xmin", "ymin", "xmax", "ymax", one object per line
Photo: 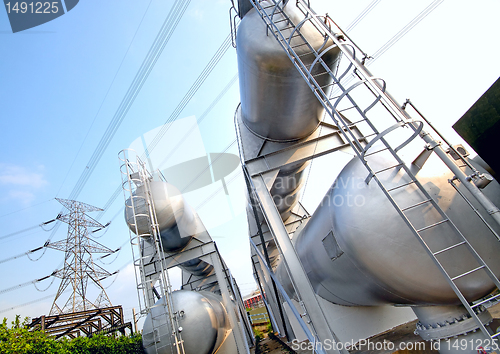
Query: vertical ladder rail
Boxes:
[
  {"xmin": 119, "ymin": 151, "xmax": 153, "ymax": 313},
  {"xmin": 119, "ymin": 149, "xmax": 185, "ymax": 354},
  {"xmin": 140, "ymin": 158, "xmax": 186, "ymax": 354},
  {"xmin": 295, "ymin": 0, "xmax": 500, "ymax": 228},
  {"xmin": 248, "ymin": 0, "xmax": 500, "ymax": 341}
]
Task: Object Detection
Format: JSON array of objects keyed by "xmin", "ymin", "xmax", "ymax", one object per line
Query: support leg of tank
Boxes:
[{"xmin": 249, "ymin": 170, "xmax": 347, "ymax": 354}]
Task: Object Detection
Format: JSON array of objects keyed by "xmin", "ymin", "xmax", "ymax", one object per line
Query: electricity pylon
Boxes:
[{"xmin": 47, "ymin": 198, "xmax": 114, "ymax": 315}]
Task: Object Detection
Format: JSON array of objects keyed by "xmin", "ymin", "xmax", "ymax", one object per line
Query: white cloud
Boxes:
[
  {"xmin": 7, "ymin": 190, "xmax": 36, "ymax": 206},
  {"xmin": 0, "ymin": 164, "xmax": 47, "ymax": 188},
  {"xmin": 0, "ymin": 164, "xmax": 48, "ymax": 206}
]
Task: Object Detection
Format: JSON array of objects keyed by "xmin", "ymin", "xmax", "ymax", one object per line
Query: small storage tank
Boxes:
[
  {"xmin": 142, "ymin": 290, "xmax": 229, "ymax": 354},
  {"xmin": 125, "ymin": 180, "xmax": 213, "ymax": 276},
  {"xmin": 125, "ymin": 181, "xmax": 195, "ymax": 251}
]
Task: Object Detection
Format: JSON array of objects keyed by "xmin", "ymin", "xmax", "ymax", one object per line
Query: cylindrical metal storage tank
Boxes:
[
  {"xmin": 236, "ymin": 1, "xmax": 341, "ymax": 221},
  {"xmin": 237, "ymin": 1, "xmax": 341, "ymax": 141},
  {"xmin": 125, "ymin": 181, "xmax": 195, "ymax": 251},
  {"xmin": 291, "ymin": 153, "xmax": 500, "ymax": 306},
  {"xmin": 142, "ymin": 290, "xmax": 229, "ymax": 354}
]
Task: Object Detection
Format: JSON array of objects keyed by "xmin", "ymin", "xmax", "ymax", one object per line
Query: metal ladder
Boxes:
[
  {"xmin": 249, "ymin": 0, "xmax": 500, "ymax": 341},
  {"xmin": 120, "ymin": 149, "xmax": 185, "ymax": 354}
]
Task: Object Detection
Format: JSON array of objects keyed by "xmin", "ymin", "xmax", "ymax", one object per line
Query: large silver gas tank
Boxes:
[
  {"xmin": 142, "ymin": 290, "xmax": 229, "ymax": 354},
  {"xmin": 236, "ymin": 1, "xmax": 341, "ymax": 141},
  {"xmin": 294, "ymin": 153, "xmax": 500, "ymax": 306}
]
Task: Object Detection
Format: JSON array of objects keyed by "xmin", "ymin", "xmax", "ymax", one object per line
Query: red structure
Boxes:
[{"xmin": 243, "ymin": 293, "xmax": 263, "ymax": 309}]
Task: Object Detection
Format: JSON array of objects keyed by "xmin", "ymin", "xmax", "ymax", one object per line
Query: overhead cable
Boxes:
[
  {"xmin": 66, "ymin": 0, "xmax": 192, "ymax": 202},
  {"xmin": 156, "ymin": 73, "xmax": 239, "ymax": 170},
  {"xmin": 95, "ymin": 40, "xmax": 236, "ymax": 221},
  {"xmin": 142, "ymin": 33, "xmax": 233, "ymax": 158},
  {"xmin": 0, "ymin": 270, "xmax": 59, "ymax": 295},
  {"xmin": 370, "ymin": 0, "xmax": 444, "ymax": 61},
  {"xmin": 55, "ymin": 0, "xmax": 155, "ymax": 197},
  {"xmin": 0, "ymin": 198, "xmax": 54, "ymax": 219},
  {"xmin": 344, "ymin": 0, "xmax": 381, "ymax": 32},
  {"xmin": 0, "ymin": 219, "xmax": 58, "ymax": 242},
  {"xmin": 0, "ymin": 241, "xmax": 50, "ymax": 265},
  {"xmin": 0, "ymin": 292, "xmax": 68, "ymax": 314}
]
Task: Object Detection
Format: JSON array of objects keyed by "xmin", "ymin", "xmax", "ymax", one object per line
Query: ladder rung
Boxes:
[
  {"xmin": 401, "ymin": 199, "xmax": 432, "ymax": 212},
  {"xmin": 373, "ymin": 163, "xmax": 404, "ymax": 176},
  {"xmin": 320, "ymin": 83, "xmax": 336, "ymax": 90},
  {"xmin": 273, "ymin": 18, "xmax": 288, "ymax": 24},
  {"xmin": 345, "ymin": 117, "xmax": 367, "ymax": 126},
  {"xmin": 361, "ymin": 132, "xmax": 377, "ymax": 139},
  {"xmin": 387, "ymin": 180, "xmax": 416, "ymax": 192},
  {"xmin": 363, "ymin": 147, "xmax": 389, "ymax": 158},
  {"xmin": 338, "ymin": 105, "xmax": 357, "ymax": 113},
  {"xmin": 299, "ymin": 53, "xmax": 316, "ymax": 61},
  {"xmin": 280, "ymin": 26, "xmax": 295, "ymax": 33},
  {"xmin": 313, "ymin": 72, "xmax": 329, "ymax": 78},
  {"xmin": 291, "ymin": 42, "xmax": 308, "ymax": 49},
  {"xmin": 433, "ymin": 241, "xmax": 466, "ymax": 256},
  {"xmin": 472, "ymin": 293, "xmax": 500, "ymax": 308},
  {"xmin": 284, "ymin": 32, "xmax": 301, "ymax": 40},
  {"xmin": 416, "ymin": 219, "xmax": 449, "ymax": 233},
  {"xmin": 451, "ymin": 266, "xmax": 485, "ymax": 281}
]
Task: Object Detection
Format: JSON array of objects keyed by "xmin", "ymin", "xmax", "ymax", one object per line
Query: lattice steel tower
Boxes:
[{"xmin": 48, "ymin": 198, "xmax": 114, "ymax": 315}]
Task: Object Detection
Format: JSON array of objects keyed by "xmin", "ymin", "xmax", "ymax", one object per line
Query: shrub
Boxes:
[
  {"xmin": 0, "ymin": 316, "xmax": 144, "ymax": 354},
  {"xmin": 266, "ymin": 322, "xmax": 273, "ymax": 333}
]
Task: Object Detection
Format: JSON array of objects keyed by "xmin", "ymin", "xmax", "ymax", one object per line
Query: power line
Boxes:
[
  {"xmin": 181, "ymin": 139, "xmax": 237, "ymax": 194},
  {"xmin": 370, "ymin": 0, "xmax": 444, "ymax": 61},
  {"xmin": 0, "ymin": 242, "xmax": 50, "ymax": 265},
  {"xmin": 156, "ymin": 73, "xmax": 239, "ymax": 170},
  {"xmin": 0, "ymin": 214, "xmax": 113, "ymax": 265},
  {"xmin": 142, "ymin": 33, "xmax": 233, "ymax": 158},
  {"xmin": 301, "ymin": 1, "xmax": 444, "ymax": 202},
  {"xmin": 0, "ymin": 292, "xmax": 68, "ymax": 314},
  {"xmin": 0, "ymin": 264, "xmax": 131, "ymax": 314},
  {"xmin": 95, "ymin": 42, "xmax": 236, "ymax": 221},
  {"xmin": 55, "ymin": 0, "xmax": 154, "ymax": 197},
  {"xmin": 195, "ymin": 169, "xmax": 242, "ymax": 211},
  {"xmin": 0, "ymin": 199, "xmax": 54, "ymax": 219},
  {"xmin": 91, "ymin": 208, "xmax": 122, "ymax": 238},
  {"xmin": 0, "ymin": 225, "xmax": 40, "ymax": 241},
  {"xmin": 0, "ymin": 218, "xmax": 58, "ymax": 241},
  {"xmin": 66, "ymin": 0, "xmax": 192, "ymax": 202},
  {"xmin": 47, "ymin": 198, "xmax": 114, "ymax": 315},
  {"xmin": 96, "ymin": 188, "xmax": 123, "ymax": 221},
  {"xmin": 0, "ymin": 270, "xmax": 59, "ymax": 295},
  {"xmin": 0, "ymin": 260, "xmax": 132, "ymax": 315},
  {"xmin": 92, "ymin": 4, "xmax": 384, "ymax": 222},
  {"xmin": 344, "ymin": 0, "xmax": 381, "ymax": 32}
]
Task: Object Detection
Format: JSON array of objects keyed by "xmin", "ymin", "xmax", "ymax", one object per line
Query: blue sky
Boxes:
[{"xmin": 1, "ymin": 0, "xmax": 499, "ymax": 329}]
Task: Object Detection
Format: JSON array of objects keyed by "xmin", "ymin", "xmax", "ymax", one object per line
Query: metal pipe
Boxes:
[
  {"xmin": 449, "ymin": 178, "xmax": 500, "ymax": 241},
  {"xmin": 245, "ymin": 169, "xmax": 291, "ymax": 340},
  {"xmin": 420, "ymin": 130, "xmax": 500, "ymax": 227},
  {"xmin": 403, "ymin": 99, "xmax": 478, "ymax": 173}
]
